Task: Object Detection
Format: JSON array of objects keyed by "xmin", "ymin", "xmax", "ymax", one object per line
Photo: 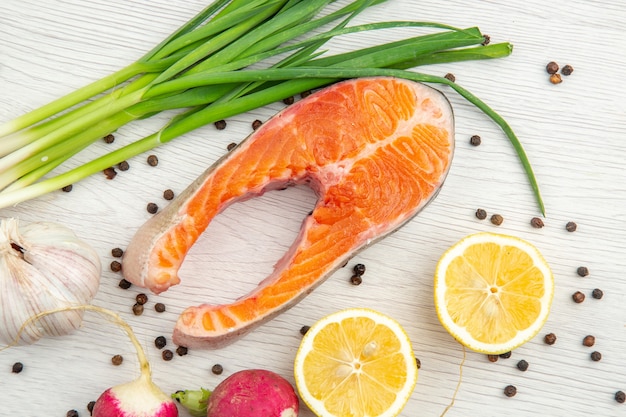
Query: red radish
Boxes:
[
  {"xmin": 5, "ymin": 305, "xmax": 178, "ymax": 417},
  {"xmin": 175, "ymin": 369, "xmax": 299, "ymax": 417}
]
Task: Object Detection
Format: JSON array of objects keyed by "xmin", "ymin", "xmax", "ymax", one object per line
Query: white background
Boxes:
[{"xmin": 1, "ymin": 1, "xmax": 625, "ymax": 416}]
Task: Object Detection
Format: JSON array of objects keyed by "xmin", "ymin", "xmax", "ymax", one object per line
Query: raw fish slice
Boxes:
[{"xmin": 122, "ymin": 77, "xmax": 454, "ymax": 348}]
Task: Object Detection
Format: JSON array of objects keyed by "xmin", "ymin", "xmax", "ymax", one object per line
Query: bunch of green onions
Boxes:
[{"xmin": 0, "ymin": 0, "xmax": 544, "ymax": 214}]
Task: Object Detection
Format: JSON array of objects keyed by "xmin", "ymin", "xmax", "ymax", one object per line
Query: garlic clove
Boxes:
[{"xmin": 0, "ymin": 218, "xmax": 102, "ymax": 345}]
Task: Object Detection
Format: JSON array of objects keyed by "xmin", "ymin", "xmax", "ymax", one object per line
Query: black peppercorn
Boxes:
[
  {"xmin": 111, "ymin": 354, "xmax": 123, "ymax": 366},
  {"xmin": 11, "ymin": 362, "xmax": 23, "ymax": 373},
  {"xmin": 163, "ymin": 189, "xmax": 175, "ymax": 200},
  {"xmin": 444, "ymin": 73, "xmax": 456, "ymax": 82},
  {"xmin": 103, "ymin": 134, "xmax": 115, "ymax": 144},
  {"xmin": 118, "ymin": 278, "xmax": 132, "ymax": 290},
  {"xmin": 66, "ymin": 410, "xmax": 79, "ymax": 417},
  {"xmin": 592, "ymin": 288, "xmax": 603, "ymax": 299},
  {"xmin": 103, "ymin": 167, "xmax": 117, "ymax": 180},
  {"xmin": 566, "ymin": 221, "xmax": 577, "ymax": 232},
  {"xmin": 214, "ymin": 120, "xmax": 227, "ymax": 130},
  {"xmin": 415, "ymin": 357, "xmax": 421, "ymax": 369},
  {"xmin": 582, "ymin": 335, "xmax": 595, "ymax": 347},
  {"xmin": 252, "ymin": 119, "xmax": 263, "ymax": 130},
  {"xmin": 475, "ymin": 208, "xmax": 487, "ymax": 220},
  {"xmin": 350, "ymin": 275, "xmax": 363, "ymax": 285},
  {"xmin": 577, "ymin": 266, "xmax": 589, "ymax": 277},
  {"xmin": 591, "ymin": 351, "xmax": 602, "ymax": 361},
  {"xmin": 212, "ymin": 364, "xmax": 224, "ymax": 375},
  {"xmin": 546, "ymin": 61, "xmax": 559, "ymax": 74},
  {"xmin": 226, "ymin": 142, "xmax": 237, "ymax": 151},
  {"xmin": 147, "ymin": 154, "xmax": 159, "ymax": 166},
  {"xmin": 176, "ymin": 346, "xmax": 189, "ymax": 356},
  {"xmin": 136, "ymin": 293, "xmax": 148, "ymax": 305},
  {"xmin": 499, "ymin": 351, "xmax": 512, "ymax": 359},
  {"xmin": 615, "ymin": 391, "xmax": 626, "ymax": 404},
  {"xmin": 87, "ymin": 400, "xmax": 96, "ymax": 414},
  {"xmin": 110, "ymin": 261, "xmax": 122, "ymax": 273},
  {"xmin": 572, "ymin": 291, "xmax": 585, "ymax": 303},
  {"xmin": 530, "ymin": 217, "xmax": 544, "ymax": 228},
  {"xmin": 561, "ymin": 64, "xmax": 574, "ymax": 76},
  {"xmin": 132, "ymin": 303, "xmax": 144, "ymax": 316},
  {"xmin": 516, "ymin": 359, "xmax": 529, "ymax": 372},
  {"xmin": 544, "ymin": 332, "xmax": 557, "ymax": 345},
  {"xmin": 300, "ymin": 90, "xmax": 312, "ymax": 99},
  {"xmin": 111, "ymin": 247, "xmax": 124, "ymax": 258},
  {"xmin": 62, "ymin": 184, "xmax": 73, "ymax": 192},
  {"xmin": 490, "ymin": 214, "xmax": 504, "ymax": 226},
  {"xmin": 162, "ymin": 349, "xmax": 174, "ymax": 361},
  {"xmin": 299, "ymin": 325, "xmax": 310, "ymax": 336},
  {"xmin": 118, "ymin": 161, "xmax": 130, "ymax": 171},
  {"xmin": 487, "ymin": 354, "xmax": 499, "ymax": 363},
  {"xmin": 469, "ymin": 135, "xmax": 481, "ymax": 146},
  {"xmin": 283, "ymin": 96, "xmax": 295, "ymax": 105},
  {"xmin": 147, "ymin": 202, "xmax": 159, "ymax": 214},
  {"xmin": 353, "ymin": 263, "xmax": 366, "ymax": 276},
  {"xmin": 504, "ymin": 385, "xmax": 517, "ymax": 397},
  {"xmin": 155, "ymin": 336, "xmax": 167, "ymax": 349},
  {"xmin": 155, "ymin": 302, "xmax": 166, "ymax": 313}
]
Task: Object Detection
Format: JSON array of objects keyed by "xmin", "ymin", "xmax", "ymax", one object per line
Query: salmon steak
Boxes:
[{"xmin": 122, "ymin": 77, "xmax": 455, "ymax": 348}]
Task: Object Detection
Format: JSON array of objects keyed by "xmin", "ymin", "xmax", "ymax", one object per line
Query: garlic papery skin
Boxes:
[{"xmin": 0, "ymin": 218, "xmax": 102, "ymax": 345}]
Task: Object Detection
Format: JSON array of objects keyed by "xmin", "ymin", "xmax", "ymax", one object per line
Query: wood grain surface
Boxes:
[{"xmin": 1, "ymin": 1, "xmax": 625, "ymax": 416}]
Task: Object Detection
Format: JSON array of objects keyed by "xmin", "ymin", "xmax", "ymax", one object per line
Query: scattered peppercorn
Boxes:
[
  {"xmin": 87, "ymin": 400, "xmax": 96, "ymax": 414},
  {"xmin": 475, "ymin": 208, "xmax": 487, "ymax": 220},
  {"xmin": 544, "ymin": 332, "xmax": 557, "ymax": 345},
  {"xmin": 561, "ymin": 64, "xmax": 574, "ymax": 76},
  {"xmin": 252, "ymin": 119, "xmax": 263, "ymax": 130},
  {"xmin": 176, "ymin": 346, "xmax": 189, "ymax": 356},
  {"xmin": 353, "ymin": 263, "xmax": 366, "ymax": 276},
  {"xmin": 582, "ymin": 335, "xmax": 595, "ymax": 347},
  {"xmin": 566, "ymin": 221, "xmax": 577, "ymax": 232},
  {"xmin": 487, "ymin": 354, "xmax": 499, "ymax": 363},
  {"xmin": 103, "ymin": 134, "xmax": 115, "ymax": 144},
  {"xmin": 499, "ymin": 351, "xmax": 512, "ymax": 359},
  {"xmin": 530, "ymin": 217, "xmax": 544, "ymax": 228},
  {"xmin": 117, "ymin": 160, "xmax": 130, "ymax": 171},
  {"xmin": 132, "ymin": 303, "xmax": 144, "ymax": 316},
  {"xmin": 444, "ymin": 73, "xmax": 456, "ymax": 82},
  {"xmin": 504, "ymin": 385, "xmax": 517, "ymax": 397},
  {"xmin": 147, "ymin": 202, "xmax": 158, "ymax": 214},
  {"xmin": 283, "ymin": 96, "xmax": 295, "ymax": 105},
  {"xmin": 163, "ymin": 189, "xmax": 175, "ymax": 200},
  {"xmin": 136, "ymin": 293, "xmax": 148, "ymax": 305},
  {"xmin": 469, "ymin": 134, "xmax": 481, "ymax": 146},
  {"xmin": 155, "ymin": 336, "xmax": 167, "ymax": 349},
  {"xmin": 155, "ymin": 302, "xmax": 166, "ymax": 313},
  {"xmin": 66, "ymin": 410, "xmax": 79, "ymax": 417},
  {"xmin": 214, "ymin": 120, "xmax": 227, "ymax": 130},
  {"xmin": 103, "ymin": 167, "xmax": 117, "ymax": 180},
  {"xmin": 62, "ymin": 184, "xmax": 73, "ymax": 192},
  {"xmin": 592, "ymin": 288, "xmax": 604, "ymax": 299},
  {"xmin": 615, "ymin": 391, "xmax": 626, "ymax": 404},
  {"xmin": 415, "ymin": 357, "xmax": 421, "ymax": 369},
  {"xmin": 118, "ymin": 278, "xmax": 132, "ymax": 290},
  {"xmin": 299, "ymin": 325, "xmax": 310, "ymax": 336},
  {"xmin": 212, "ymin": 364, "xmax": 224, "ymax": 375},
  {"xmin": 546, "ymin": 61, "xmax": 559, "ymax": 74},
  {"xmin": 350, "ymin": 275, "xmax": 363, "ymax": 285},
  {"xmin": 147, "ymin": 154, "xmax": 159, "ymax": 166},
  {"xmin": 111, "ymin": 247, "xmax": 124, "ymax": 258},
  {"xmin": 227, "ymin": 142, "xmax": 237, "ymax": 151},
  {"xmin": 481, "ymin": 34, "xmax": 490, "ymax": 45},
  {"xmin": 11, "ymin": 362, "xmax": 23, "ymax": 373},
  {"xmin": 110, "ymin": 260, "xmax": 122, "ymax": 273},
  {"xmin": 516, "ymin": 359, "xmax": 529, "ymax": 372},
  {"xmin": 300, "ymin": 90, "xmax": 312, "ymax": 98},
  {"xmin": 591, "ymin": 351, "xmax": 602, "ymax": 361},
  {"xmin": 490, "ymin": 214, "xmax": 504, "ymax": 226},
  {"xmin": 572, "ymin": 291, "xmax": 585, "ymax": 303},
  {"xmin": 111, "ymin": 354, "xmax": 123, "ymax": 366},
  {"xmin": 549, "ymin": 73, "xmax": 562, "ymax": 84},
  {"xmin": 162, "ymin": 349, "xmax": 174, "ymax": 361},
  {"xmin": 577, "ymin": 266, "xmax": 589, "ymax": 277}
]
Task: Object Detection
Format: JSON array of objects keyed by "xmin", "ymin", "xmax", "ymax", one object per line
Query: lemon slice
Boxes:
[
  {"xmin": 434, "ymin": 232, "xmax": 554, "ymax": 354},
  {"xmin": 294, "ymin": 308, "xmax": 418, "ymax": 417}
]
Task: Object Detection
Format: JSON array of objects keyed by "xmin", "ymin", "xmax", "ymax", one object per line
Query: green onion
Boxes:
[{"xmin": 0, "ymin": 0, "xmax": 544, "ymax": 215}]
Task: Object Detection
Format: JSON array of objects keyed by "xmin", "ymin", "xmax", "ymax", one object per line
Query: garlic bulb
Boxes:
[{"xmin": 0, "ymin": 218, "xmax": 101, "ymax": 345}]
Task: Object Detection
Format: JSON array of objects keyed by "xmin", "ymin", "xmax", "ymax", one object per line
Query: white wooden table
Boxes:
[{"xmin": 1, "ymin": 1, "xmax": 625, "ymax": 416}]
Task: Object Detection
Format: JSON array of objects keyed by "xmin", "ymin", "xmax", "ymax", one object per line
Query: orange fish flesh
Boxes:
[{"xmin": 122, "ymin": 77, "xmax": 454, "ymax": 348}]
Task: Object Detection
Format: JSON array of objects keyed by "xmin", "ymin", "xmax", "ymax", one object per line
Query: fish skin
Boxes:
[{"xmin": 122, "ymin": 77, "xmax": 455, "ymax": 348}]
